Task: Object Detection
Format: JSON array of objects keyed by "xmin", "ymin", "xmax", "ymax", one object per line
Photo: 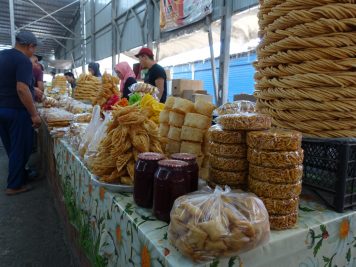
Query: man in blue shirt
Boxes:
[{"xmin": 0, "ymin": 31, "xmax": 41, "ymax": 195}]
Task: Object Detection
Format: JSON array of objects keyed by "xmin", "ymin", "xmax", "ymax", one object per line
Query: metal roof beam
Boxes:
[
  {"xmin": 32, "ymin": 33, "xmax": 77, "ymax": 40},
  {"xmin": 9, "ymin": 0, "xmax": 15, "ymax": 46},
  {"xmin": 17, "ymin": 0, "xmax": 79, "ymax": 33},
  {"xmin": 26, "ymin": 0, "xmax": 80, "ymax": 37}
]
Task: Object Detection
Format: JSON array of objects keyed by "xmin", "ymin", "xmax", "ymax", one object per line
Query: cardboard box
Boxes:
[
  {"xmin": 172, "ymin": 79, "xmax": 204, "ymax": 96},
  {"xmin": 182, "ymin": 90, "xmax": 195, "ymax": 102},
  {"xmin": 193, "ymin": 94, "xmax": 213, "ymax": 103},
  {"xmin": 195, "ymin": 90, "xmax": 207, "ymax": 95}
]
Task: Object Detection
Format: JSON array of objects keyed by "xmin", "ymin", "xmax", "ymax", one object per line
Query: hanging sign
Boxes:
[{"xmin": 160, "ymin": 0, "xmax": 212, "ymax": 32}]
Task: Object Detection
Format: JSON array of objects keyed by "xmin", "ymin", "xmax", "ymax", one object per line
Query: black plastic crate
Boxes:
[{"xmin": 302, "ymin": 137, "xmax": 356, "ymax": 212}]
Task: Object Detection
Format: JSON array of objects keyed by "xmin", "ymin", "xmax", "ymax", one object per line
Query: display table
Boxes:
[{"xmin": 38, "ymin": 124, "xmax": 356, "ymax": 267}]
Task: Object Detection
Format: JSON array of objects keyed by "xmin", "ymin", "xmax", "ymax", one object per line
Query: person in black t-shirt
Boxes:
[
  {"xmin": 135, "ymin": 47, "xmax": 167, "ymax": 103},
  {"xmin": 114, "ymin": 62, "xmax": 137, "ymax": 99}
]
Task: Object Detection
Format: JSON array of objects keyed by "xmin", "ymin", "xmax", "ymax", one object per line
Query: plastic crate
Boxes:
[{"xmin": 302, "ymin": 137, "xmax": 356, "ymax": 212}]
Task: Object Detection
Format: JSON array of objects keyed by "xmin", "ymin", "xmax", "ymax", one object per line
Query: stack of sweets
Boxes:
[
  {"xmin": 158, "ymin": 96, "xmax": 185, "ymax": 154},
  {"xmin": 181, "ymin": 99, "xmax": 215, "ymax": 179},
  {"xmin": 158, "ymin": 97, "xmax": 215, "ymax": 177},
  {"xmin": 74, "ymin": 74, "xmax": 101, "ymax": 104},
  {"xmin": 208, "ymin": 113, "xmax": 272, "ymax": 189},
  {"xmin": 247, "ymin": 129, "xmax": 304, "ymax": 230}
]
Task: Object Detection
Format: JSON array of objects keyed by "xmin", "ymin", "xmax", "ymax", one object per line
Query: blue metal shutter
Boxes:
[
  {"xmin": 194, "ymin": 59, "xmax": 219, "ymax": 104},
  {"xmin": 172, "ymin": 64, "xmax": 193, "ymax": 79},
  {"xmin": 228, "ymin": 52, "xmax": 256, "ymax": 102}
]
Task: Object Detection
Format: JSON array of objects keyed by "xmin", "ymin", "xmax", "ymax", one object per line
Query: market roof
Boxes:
[{"xmin": 0, "ymin": 0, "xmax": 80, "ymax": 59}]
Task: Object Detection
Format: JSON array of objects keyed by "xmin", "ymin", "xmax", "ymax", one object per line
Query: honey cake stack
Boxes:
[
  {"xmin": 208, "ymin": 113, "xmax": 272, "ymax": 189},
  {"xmin": 247, "ymin": 129, "xmax": 304, "ymax": 230}
]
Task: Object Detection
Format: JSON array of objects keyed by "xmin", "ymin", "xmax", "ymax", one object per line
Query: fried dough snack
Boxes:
[
  {"xmin": 168, "ymin": 187, "xmax": 270, "ymax": 262},
  {"xmin": 269, "ymin": 212, "xmax": 298, "ymax": 230},
  {"xmin": 216, "ymin": 113, "xmax": 272, "ymax": 131},
  {"xmin": 209, "ymin": 142, "xmax": 247, "ymax": 158},
  {"xmin": 260, "ymin": 197, "xmax": 299, "ymax": 216},
  {"xmin": 50, "ymin": 75, "xmax": 67, "ymax": 95},
  {"xmin": 74, "ymin": 74, "xmax": 101, "ymax": 104},
  {"xmin": 93, "ymin": 72, "xmax": 119, "ymax": 106},
  {"xmin": 208, "ymin": 124, "xmax": 245, "ymax": 144},
  {"xmin": 247, "ymin": 148, "xmax": 304, "ymax": 168},
  {"xmin": 249, "ymin": 164, "xmax": 303, "ymax": 183},
  {"xmin": 209, "ymin": 168, "xmax": 248, "ymax": 186},
  {"xmin": 209, "ymin": 155, "xmax": 248, "ymax": 172},
  {"xmin": 88, "ymin": 105, "xmax": 163, "ymax": 185},
  {"xmin": 256, "ymin": 1, "xmax": 356, "ymax": 137},
  {"xmin": 248, "ymin": 177, "xmax": 302, "ymax": 199},
  {"xmin": 247, "ymin": 129, "xmax": 302, "ymax": 151}
]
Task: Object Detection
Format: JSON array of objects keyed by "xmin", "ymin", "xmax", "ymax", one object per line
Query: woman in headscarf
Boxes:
[
  {"xmin": 88, "ymin": 62, "xmax": 102, "ymax": 77},
  {"xmin": 114, "ymin": 62, "xmax": 137, "ymax": 99}
]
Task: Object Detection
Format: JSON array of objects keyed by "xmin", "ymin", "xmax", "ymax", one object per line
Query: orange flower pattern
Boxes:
[
  {"xmin": 339, "ymin": 219, "xmax": 350, "ymax": 240},
  {"xmin": 141, "ymin": 245, "xmax": 151, "ymax": 267}
]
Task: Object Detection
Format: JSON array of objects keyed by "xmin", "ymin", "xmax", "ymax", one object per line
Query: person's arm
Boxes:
[
  {"xmin": 37, "ymin": 69, "xmax": 44, "ymax": 91},
  {"xmin": 37, "ymin": 81, "xmax": 44, "ymax": 92},
  {"xmin": 17, "ymin": 82, "xmax": 41, "ymax": 128},
  {"xmin": 34, "ymin": 87, "xmax": 44, "ymax": 102},
  {"xmin": 155, "ymin": 78, "xmax": 165, "ymax": 100}
]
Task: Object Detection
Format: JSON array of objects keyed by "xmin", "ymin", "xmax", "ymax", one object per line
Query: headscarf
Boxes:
[
  {"xmin": 114, "ymin": 62, "xmax": 136, "ymax": 93},
  {"xmin": 88, "ymin": 62, "xmax": 102, "ymax": 77}
]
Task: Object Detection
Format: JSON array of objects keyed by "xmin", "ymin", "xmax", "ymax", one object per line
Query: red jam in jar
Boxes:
[
  {"xmin": 134, "ymin": 152, "xmax": 165, "ymax": 208},
  {"xmin": 171, "ymin": 153, "xmax": 199, "ymax": 192},
  {"xmin": 153, "ymin": 159, "xmax": 189, "ymax": 222}
]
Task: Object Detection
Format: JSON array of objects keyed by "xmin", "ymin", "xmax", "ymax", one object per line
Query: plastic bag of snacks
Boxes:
[
  {"xmin": 129, "ymin": 83, "xmax": 159, "ymax": 99},
  {"xmin": 84, "ymin": 112, "xmax": 112, "ymax": 164},
  {"xmin": 78, "ymin": 105, "xmax": 102, "ymax": 157},
  {"xmin": 64, "ymin": 123, "xmax": 88, "ymax": 150},
  {"xmin": 215, "ymin": 100, "xmax": 256, "ymax": 115},
  {"xmin": 168, "ymin": 186, "xmax": 270, "ymax": 262}
]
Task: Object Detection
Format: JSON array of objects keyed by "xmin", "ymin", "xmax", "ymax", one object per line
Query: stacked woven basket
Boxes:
[{"xmin": 255, "ymin": 0, "xmax": 356, "ymax": 137}]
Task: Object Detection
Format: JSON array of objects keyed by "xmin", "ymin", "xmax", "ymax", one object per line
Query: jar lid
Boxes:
[
  {"xmin": 138, "ymin": 152, "xmax": 165, "ymax": 161},
  {"xmin": 158, "ymin": 159, "xmax": 189, "ymax": 169},
  {"xmin": 171, "ymin": 153, "xmax": 196, "ymax": 162}
]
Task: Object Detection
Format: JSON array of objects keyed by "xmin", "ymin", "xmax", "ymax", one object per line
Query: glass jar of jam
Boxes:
[
  {"xmin": 153, "ymin": 159, "xmax": 189, "ymax": 222},
  {"xmin": 134, "ymin": 152, "xmax": 165, "ymax": 208},
  {"xmin": 171, "ymin": 153, "xmax": 199, "ymax": 192}
]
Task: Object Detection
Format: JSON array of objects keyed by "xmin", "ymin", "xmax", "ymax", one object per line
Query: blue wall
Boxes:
[{"xmin": 171, "ymin": 52, "xmax": 257, "ymax": 103}]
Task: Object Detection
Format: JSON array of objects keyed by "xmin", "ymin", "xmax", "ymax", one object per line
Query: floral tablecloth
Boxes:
[{"xmin": 53, "ymin": 139, "xmax": 356, "ymax": 267}]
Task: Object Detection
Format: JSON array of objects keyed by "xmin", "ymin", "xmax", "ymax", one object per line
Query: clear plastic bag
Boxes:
[
  {"xmin": 216, "ymin": 112, "xmax": 272, "ymax": 131},
  {"xmin": 64, "ymin": 123, "xmax": 89, "ymax": 150},
  {"xmin": 84, "ymin": 112, "xmax": 112, "ymax": 164},
  {"xmin": 73, "ymin": 112, "xmax": 92, "ymax": 123},
  {"xmin": 50, "ymin": 127, "xmax": 69, "ymax": 138},
  {"xmin": 78, "ymin": 105, "xmax": 102, "ymax": 157},
  {"xmin": 215, "ymin": 100, "xmax": 256, "ymax": 115},
  {"xmin": 45, "ymin": 108, "xmax": 73, "ymax": 122},
  {"xmin": 247, "ymin": 148, "xmax": 304, "ymax": 168},
  {"xmin": 247, "ymin": 129, "xmax": 302, "ymax": 151},
  {"xmin": 43, "ymin": 97, "xmax": 58, "ymax": 108},
  {"xmin": 168, "ymin": 186, "xmax": 270, "ymax": 262},
  {"xmin": 129, "ymin": 82, "xmax": 159, "ymax": 99}
]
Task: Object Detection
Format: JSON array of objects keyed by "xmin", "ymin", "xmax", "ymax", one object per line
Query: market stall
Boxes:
[
  {"xmin": 37, "ymin": 84, "xmax": 356, "ymax": 266},
  {"xmin": 41, "ymin": 130, "xmax": 356, "ymax": 267}
]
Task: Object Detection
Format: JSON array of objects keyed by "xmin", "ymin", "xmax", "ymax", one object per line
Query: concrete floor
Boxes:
[{"xmin": 0, "ymin": 140, "xmax": 76, "ymax": 267}]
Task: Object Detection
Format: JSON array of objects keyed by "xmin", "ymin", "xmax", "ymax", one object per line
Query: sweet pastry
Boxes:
[
  {"xmin": 208, "ymin": 124, "xmax": 245, "ymax": 144},
  {"xmin": 247, "ymin": 129, "xmax": 302, "ymax": 151}
]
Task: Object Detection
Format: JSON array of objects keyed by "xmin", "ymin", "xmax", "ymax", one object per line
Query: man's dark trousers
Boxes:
[{"xmin": 0, "ymin": 108, "xmax": 33, "ymax": 189}]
